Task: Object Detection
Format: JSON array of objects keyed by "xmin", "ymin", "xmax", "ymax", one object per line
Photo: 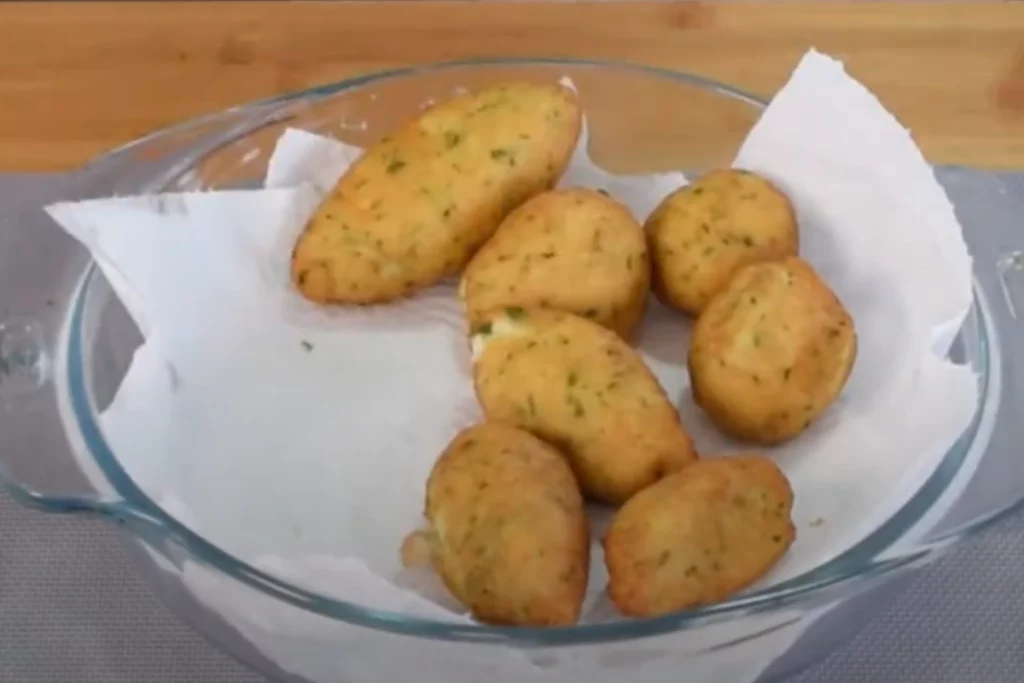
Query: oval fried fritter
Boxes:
[
  {"xmin": 292, "ymin": 82, "xmax": 582, "ymax": 304},
  {"xmin": 403, "ymin": 422, "xmax": 589, "ymax": 626},
  {"xmin": 604, "ymin": 454, "xmax": 795, "ymax": 617},
  {"xmin": 471, "ymin": 308, "xmax": 697, "ymax": 505},
  {"xmin": 689, "ymin": 257, "xmax": 857, "ymax": 444},
  {"xmin": 646, "ymin": 169, "xmax": 798, "ymax": 315},
  {"xmin": 460, "ymin": 187, "xmax": 650, "ymax": 339}
]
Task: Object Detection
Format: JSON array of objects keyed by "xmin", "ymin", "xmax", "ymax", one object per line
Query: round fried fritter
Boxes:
[
  {"xmin": 689, "ymin": 257, "xmax": 857, "ymax": 444},
  {"xmin": 403, "ymin": 422, "xmax": 589, "ymax": 626},
  {"xmin": 471, "ymin": 308, "xmax": 697, "ymax": 505},
  {"xmin": 460, "ymin": 188, "xmax": 650, "ymax": 339},
  {"xmin": 604, "ymin": 454, "xmax": 795, "ymax": 617},
  {"xmin": 646, "ymin": 169, "xmax": 798, "ymax": 315}
]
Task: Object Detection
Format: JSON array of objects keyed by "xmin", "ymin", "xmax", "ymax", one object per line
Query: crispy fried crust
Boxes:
[
  {"xmin": 460, "ymin": 187, "xmax": 650, "ymax": 339},
  {"xmin": 292, "ymin": 82, "xmax": 581, "ymax": 304},
  {"xmin": 604, "ymin": 454, "xmax": 795, "ymax": 617},
  {"xmin": 689, "ymin": 256, "xmax": 857, "ymax": 444},
  {"xmin": 411, "ymin": 422, "xmax": 589, "ymax": 626},
  {"xmin": 646, "ymin": 169, "xmax": 798, "ymax": 315},
  {"xmin": 471, "ymin": 308, "xmax": 697, "ymax": 504}
]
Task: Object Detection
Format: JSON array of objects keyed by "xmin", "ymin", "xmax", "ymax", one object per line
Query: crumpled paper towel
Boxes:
[{"xmin": 46, "ymin": 49, "xmax": 979, "ymax": 682}]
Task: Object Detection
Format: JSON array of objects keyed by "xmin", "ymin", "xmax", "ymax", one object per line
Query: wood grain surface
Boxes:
[{"xmin": 0, "ymin": 1, "xmax": 1022, "ymax": 171}]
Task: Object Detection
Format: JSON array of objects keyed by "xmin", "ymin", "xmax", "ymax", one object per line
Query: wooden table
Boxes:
[{"xmin": 1, "ymin": 1, "xmax": 1023, "ymax": 171}]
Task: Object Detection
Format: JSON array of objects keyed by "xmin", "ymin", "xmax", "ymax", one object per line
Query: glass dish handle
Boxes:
[
  {"xmin": 0, "ymin": 314, "xmax": 124, "ymax": 518},
  {"xmin": 0, "ymin": 190, "xmax": 144, "ymax": 527},
  {"xmin": 0, "ymin": 106, "xmax": 290, "ymax": 530},
  {"xmin": 0, "ymin": 308, "xmax": 171, "ymax": 543}
]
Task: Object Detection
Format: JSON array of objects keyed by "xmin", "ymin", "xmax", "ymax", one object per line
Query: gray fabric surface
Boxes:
[{"xmin": 1, "ymin": 173, "xmax": 1023, "ymax": 683}]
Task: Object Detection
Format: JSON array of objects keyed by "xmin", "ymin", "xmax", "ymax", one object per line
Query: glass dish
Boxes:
[{"xmin": 1, "ymin": 59, "xmax": 1023, "ymax": 683}]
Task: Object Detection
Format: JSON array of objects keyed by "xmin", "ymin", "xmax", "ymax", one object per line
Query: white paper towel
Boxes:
[{"xmin": 45, "ymin": 49, "xmax": 980, "ymax": 681}]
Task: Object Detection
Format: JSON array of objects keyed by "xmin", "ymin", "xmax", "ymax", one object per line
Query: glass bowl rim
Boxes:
[{"xmin": 55, "ymin": 57, "xmax": 1012, "ymax": 646}]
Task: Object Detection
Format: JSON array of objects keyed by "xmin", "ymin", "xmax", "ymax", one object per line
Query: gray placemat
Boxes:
[{"xmin": 1, "ymin": 173, "xmax": 1022, "ymax": 683}]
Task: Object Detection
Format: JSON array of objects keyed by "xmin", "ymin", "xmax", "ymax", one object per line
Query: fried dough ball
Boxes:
[
  {"xmin": 459, "ymin": 187, "xmax": 650, "ymax": 339},
  {"xmin": 471, "ymin": 308, "xmax": 697, "ymax": 505},
  {"xmin": 604, "ymin": 454, "xmax": 795, "ymax": 617},
  {"xmin": 689, "ymin": 257, "xmax": 856, "ymax": 444},
  {"xmin": 402, "ymin": 422, "xmax": 589, "ymax": 626},
  {"xmin": 646, "ymin": 169, "xmax": 798, "ymax": 315}
]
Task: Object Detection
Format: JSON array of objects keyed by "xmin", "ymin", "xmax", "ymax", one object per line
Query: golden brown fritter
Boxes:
[
  {"xmin": 604, "ymin": 454, "xmax": 795, "ymax": 617},
  {"xmin": 471, "ymin": 308, "xmax": 697, "ymax": 505},
  {"xmin": 689, "ymin": 257, "xmax": 857, "ymax": 444},
  {"xmin": 402, "ymin": 422, "xmax": 589, "ymax": 626},
  {"xmin": 460, "ymin": 187, "xmax": 650, "ymax": 339},
  {"xmin": 646, "ymin": 169, "xmax": 798, "ymax": 315}
]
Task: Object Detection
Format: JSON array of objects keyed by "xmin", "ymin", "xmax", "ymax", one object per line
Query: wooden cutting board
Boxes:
[{"xmin": 0, "ymin": 1, "xmax": 1022, "ymax": 171}]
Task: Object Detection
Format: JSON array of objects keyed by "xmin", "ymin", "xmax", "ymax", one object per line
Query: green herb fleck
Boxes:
[
  {"xmin": 584, "ymin": 308, "xmax": 599, "ymax": 319},
  {"xmin": 783, "ymin": 367, "xmax": 792, "ymax": 380},
  {"xmin": 658, "ymin": 550, "xmax": 672, "ymax": 566},
  {"xmin": 444, "ymin": 131, "xmax": 462, "ymax": 149},
  {"xmin": 567, "ymin": 395, "xmax": 585, "ymax": 418},
  {"xmin": 505, "ymin": 306, "xmax": 526, "ymax": 320},
  {"xmin": 692, "ymin": 187, "xmax": 704, "ymax": 195},
  {"xmin": 597, "ymin": 188, "xmax": 610, "ymax": 197},
  {"xmin": 772, "ymin": 535, "xmax": 783, "ymax": 544},
  {"xmin": 567, "ymin": 371, "xmax": 578, "ymax": 388},
  {"xmin": 703, "ymin": 246, "xmax": 714, "ymax": 256},
  {"xmin": 490, "ymin": 148, "xmax": 513, "ymax": 162},
  {"xmin": 300, "ymin": 340, "xmax": 314, "ymax": 352},
  {"xmin": 701, "ymin": 222, "xmax": 710, "ymax": 234},
  {"xmin": 528, "ymin": 394, "xmax": 537, "ymax": 417},
  {"xmin": 475, "ymin": 321, "xmax": 493, "ymax": 336},
  {"xmin": 386, "ymin": 159, "xmax": 406, "ymax": 174},
  {"xmin": 743, "ymin": 235, "xmax": 755, "ymax": 247}
]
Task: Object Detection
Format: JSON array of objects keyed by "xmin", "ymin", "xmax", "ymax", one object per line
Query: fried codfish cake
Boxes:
[
  {"xmin": 401, "ymin": 422, "xmax": 589, "ymax": 626},
  {"xmin": 459, "ymin": 187, "xmax": 650, "ymax": 339},
  {"xmin": 471, "ymin": 308, "xmax": 697, "ymax": 505},
  {"xmin": 292, "ymin": 82, "xmax": 581, "ymax": 304},
  {"xmin": 604, "ymin": 454, "xmax": 795, "ymax": 617},
  {"xmin": 646, "ymin": 169, "xmax": 798, "ymax": 315},
  {"xmin": 689, "ymin": 257, "xmax": 856, "ymax": 445}
]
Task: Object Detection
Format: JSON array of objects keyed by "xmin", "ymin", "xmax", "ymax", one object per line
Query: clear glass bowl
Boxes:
[{"xmin": 2, "ymin": 59, "xmax": 1023, "ymax": 683}]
